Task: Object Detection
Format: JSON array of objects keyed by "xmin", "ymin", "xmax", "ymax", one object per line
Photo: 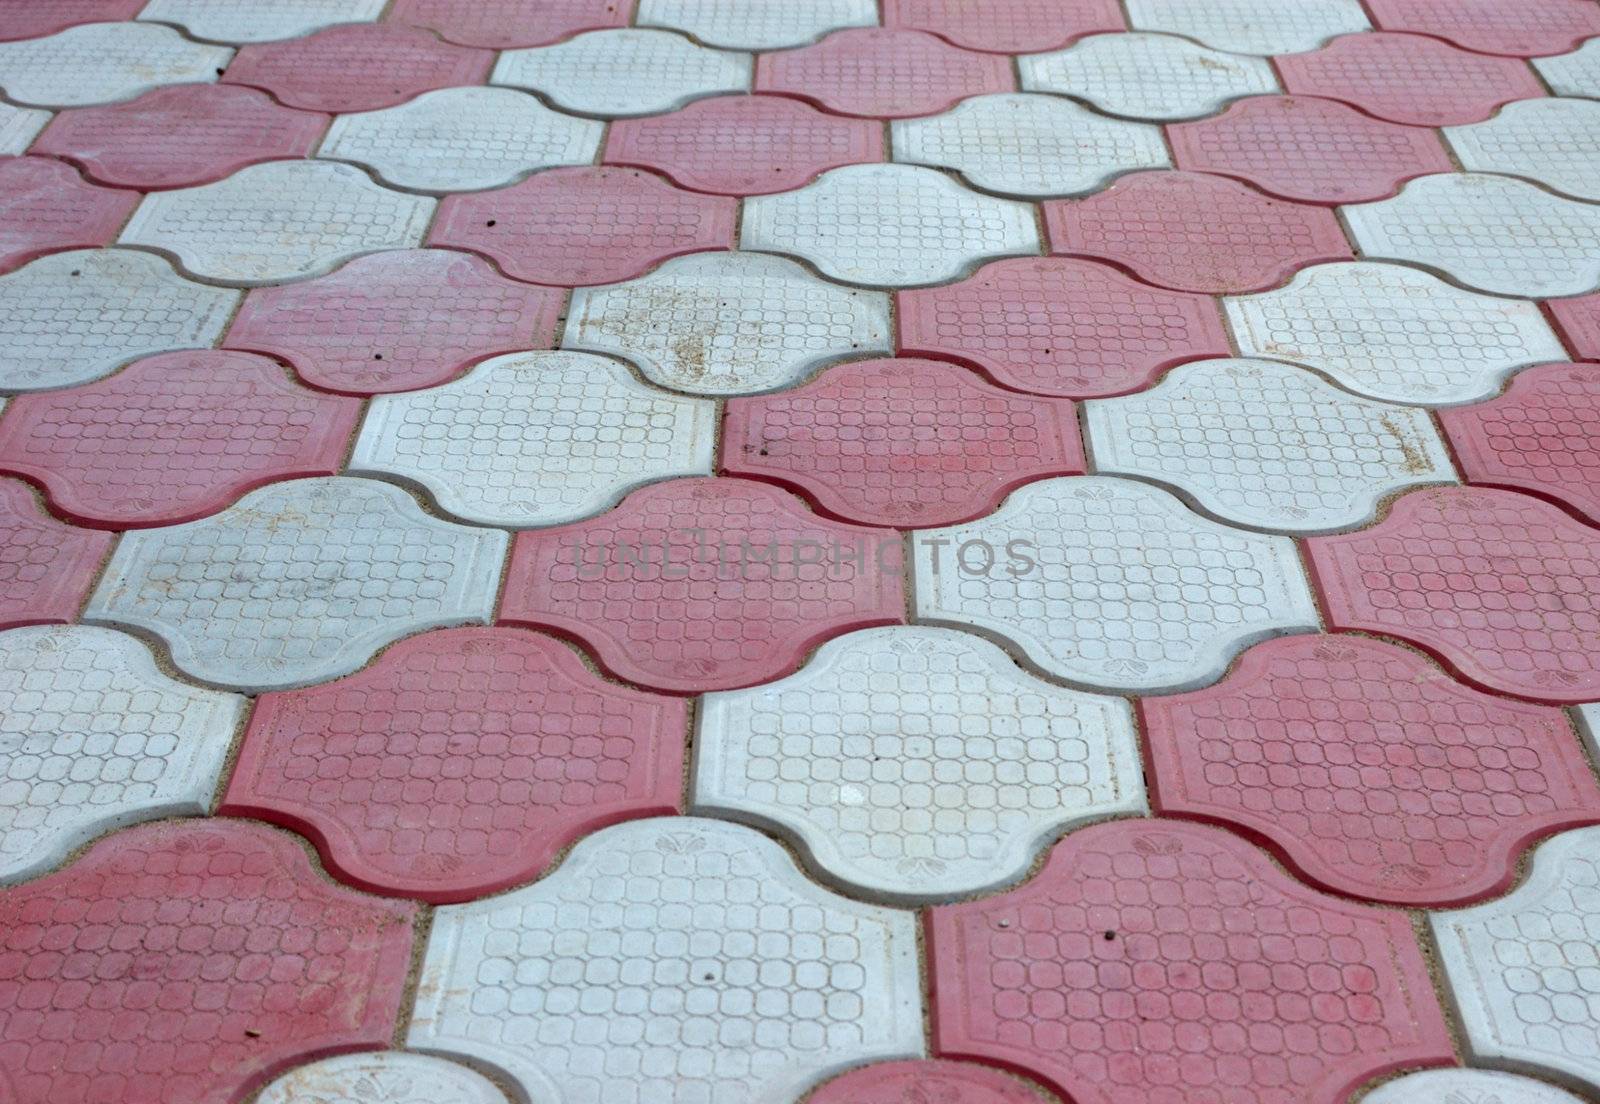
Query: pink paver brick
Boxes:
[
  {"xmin": 0, "ymin": 479, "xmax": 112, "ymax": 629},
  {"xmin": 882, "ymin": 0, "xmax": 1125, "ymax": 53},
  {"xmin": 1276, "ymin": 32, "xmax": 1547, "ymax": 126},
  {"xmin": 1307, "ymin": 486, "xmax": 1600, "ymax": 705},
  {"xmin": 499, "ymin": 477, "xmax": 904, "ymax": 694},
  {"xmin": 0, "ymin": 820, "xmax": 416, "ymax": 1104},
  {"xmin": 0, "ymin": 157, "xmax": 137, "ymax": 273},
  {"xmin": 1167, "ymin": 95, "xmax": 1454, "ymax": 204},
  {"xmin": 1044, "ymin": 170, "xmax": 1354, "ymax": 294},
  {"xmin": 1549, "ymin": 292, "xmax": 1600, "ymax": 360},
  {"xmin": 221, "ymin": 627, "xmax": 686, "ymax": 904},
  {"xmin": 1438, "ymin": 363, "xmax": 1600, "ymax": 525},
  {"xmin": 605, "ymin": 94, "xmax": 881, "ymax": 196},
  {"xmin": 897, "ymin": 256, "xmax": 1230, "ymax": 398},
  {"xmin": 0, "ymin": 350, "xmax": 361, "ymax": 529},
  {"xmin": 0, "ymin": 0, "xmax": 142, "ymax": 41},
  {"xmin": 927, "ymin": 819, "xmax": 1455, "ymax": 1104},
  {"xmin": 387, "ymin": 0, "xmax": 633, "ymax": 48},
  {"xmin": 430, "ymin": 167, "xmax": 736, "ymax": 287},
  {"xmin": 810, "ymin": 1060, "xmax": 1046, "ymax": 1103},
  {"xmin": 722, "ymin": 357, "xmax": 1085, "ymax": 528},
  {"xmin": 756, "ymin": 28, "xmax": 1015, "ymax": 119},
  {"xmin": 1367, "ymin": 0, "xmax": 1600, "ymax": 56},
  {"xmin": 32, "ymin": 85, "xmax": 328, "ymax": 190},
  {"xmin": 223, "ymin": 249, "xmax": 563, "ymax": 395},
  {"xmin": 1141, "ymin": 633, "xmax": 1600, "ymax": 907},
  {"xmin": 222, "ymin": 24, "xmax": 494, "ymax": 113}
]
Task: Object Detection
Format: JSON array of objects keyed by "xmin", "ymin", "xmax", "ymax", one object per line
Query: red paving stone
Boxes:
[
  {"xmin": 1549, "ymin": 292, "xmax": 1600, "ymax": 360},
  {"xmin": 1307, "ymin": 486, "xmax": 1600, "ymax": 705},
  {"xmin": 0, "ymin": 820, "xmax": 416, "ymax": 1104},
  {"xmin": 223, "ymin": 249, "xmax": 563, "ymax": 395},
  {"xmin": 897, "ymin": 256, "xmax": 1231, "ymax": 398},
  {"xmin": 926, "ymin": 819, "xmax": 1455, "ymax": 1104},
  {"xmin": 882, "ymin": 0, "xmax": 1126, "ymax": 53},
  {"xmin": 1167, "ymin": 95, "xmax": 1454, "ymax": 205},
  {"xmin": 387, "ymin": 0, "xmax": 634, "ymax": 48},
  {"xmin": 1366, "ymin": 0, "xmax": 1600, "ymax": 56},
  {"xmin": 221, "ymin": 627, "xmax": 686, "ymax": 904},
  {"xmin": 722, "ymin": 357, "xmax": 1085, "ymax": 528},
  {"xmin": 1140, "ymin": 633, "xmax": 1600, "ymax": 907},
  {"xmin": 0, "ymin": 479, "xmax": 112, "ymax": 629},
  {"xmin": 810, "ymin": 1060, "xmax": 1046, "ymax": 1103},
  {"xmin": 0, "ymin": 0, "xmax": 142, "ymax": 41},
  {"xmin": 0, "ymin": 350, "xmax": 361, "ymax": 529},
  {"xmin": 32, "ymin": 85, "xmax": 328, "ymax": 190},
  {"xmin": 756, "ymin": 28, "xmax": 1015, "ymax": 119},
  {"xmin": 0, "ymin": 157, "xmax": 137, "ymax": 273},
  {"xmin": 428, "ymin": 166, "xmax": 737, "ymax": 287},
  {"xmin": 499, "ymin": 477, "xmax": 904, "ymax": 693}
]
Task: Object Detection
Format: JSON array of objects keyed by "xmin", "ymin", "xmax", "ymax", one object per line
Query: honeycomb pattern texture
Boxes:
[
  {"xmin": 139, "ymin": 0, "xmax": 386, "ymax": 42},
  {"xmin": 387, "ymin": 0, "xmax": 633, "ymax": 48},
  {"xmin": 1365, "ymin": 1070, "xmax": 1587, "ymax": 1104},
  {"xmin": 0, "ymin": 22, "xmax": 232, "ymax": 107},
  {"xmin": 0, "ymin": 102, "xmax": 49, "ymax": 154},
  {"xmin": 0, "ymin": 157, "xmax": 138, "ymax": 274},
  {"xmin": 492, "ymin": 28, "xmax": 751, "ymax": 117},
  {"xmin": 0, "ymin": 479, "xmax": 113, "ymax": 630},
  {"xmin": 638, "ymin": 0, "xmax": 878, "ymax": 49},
  {"xmin": 1127, "ymin": 0, "xmax": 1370, "ymax": 53},
  {"xmin": 1536, "ymin": 38, "xmax": 1600, "ymax": 96},
  {"xmin": 1550, "ymin": 293, "xmax": 1600, "ymax": 361},
  {"xmin": 755, "ymin": 27, "xmax": 1014, "ymax": 118},
  {"xmin": 1446, "ymin": 99, "xmax": 1600, "ymax": 203},
  {"xmin": 1366, "ymin": 0, "xmax": 1600, "ymax": 56},
  {"xmin": 257, "ymin": 1053, "xmax": 509, "ymax": 1104},
  {"xmin": 0, "ymin": 0, "xmax": 142, "ymax": 42},
  {"xmin": 883, "ymin": 0, "xmax": 1125, "ymax": 53},
  {"xmin": 1019, "ymin": 33, "xmax": 1280, "ymax": 122},
  {"xmin": 810, "ymin": 1060, "xmax": 1049, "ymax": 1103}
]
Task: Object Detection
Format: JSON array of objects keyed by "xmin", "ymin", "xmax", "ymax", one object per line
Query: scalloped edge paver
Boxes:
[
  {"xmin": 385, "ymin": 0, "xmax": 635, "ymax": 49},
  {"xmin": 0, "ymin": 0, "xmax": 143, "ymax": 42},
  {"xmin": 636, "ymin": 0, "xmax": 878, "ymax": 49},
  {"xmin": 257, "ymin": 1053, "xmax": 510, "ymax": 1104},
  {"xmin": 1126, "ymin": 0, "xmax": 1371, "ymax": 54},
  {"xmin": 0, "ymin": 102, "xmax": 49, "ymax": 154},
  {"xmin": 139, "ymin": 0, "xmax": 387, "ymax": 41},
  {"xmin": 808, "ymin": 1060, "xmax": 1049, "ymax": 1103},
  {"xmin": 1366, "ymin": 0, "xmax": 1600, "ymax": 57},
  {"xmin": 1536, "ymin": 38, "xmax": 1600, "ymax": 97},
  {"xmin": 0, "ymin": 22, "xmax": 232, "ymax": 108},
  {"xmin": 1446, "ymin": 99, "xmax": 1600, "ymax": 203},
  {"xmin": 0, "ymin": 156, "xmax": 140, "ymax": 274},
  {"xmin": 0, "ymin": 479, "xmax": 113, "ymax": 630},
  {"xmin": 1365, "ymin": 1069, "xmax": 1588, "ymax": 1103},
  {"xmin": 492, "ymin": 28, "xmax": 752, "ymax": 117},
  {"xmin": 1019, "ymin": 32, "xmax": 1280, "ymax": 121},
  {"xmin": 882, "ymin": 0, "xmax": 1126, "ymax": 54}
]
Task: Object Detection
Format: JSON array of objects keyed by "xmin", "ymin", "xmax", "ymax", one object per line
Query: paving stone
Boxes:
[
  {"xmin": 898, "ymin": 255, "xmax": 1230, "ymax": 398},
  {"xmin": 1536, "ymin": 38, "xmax": 1600, "ymax": 97},
  {"xmin": 0, "ymin": 157, "xmax": 139, "ymax": 274},
  {"xmin": 809, "ymin": 1061, "xmax": 1046, "ymax": 1104},
  {"xmin": 1019, "ymin": 32, "xmax": 1279, "ymax": 122},
  {"xmin": 742, "ymin": 164, "xmax": 1038, "ymax": 287},
  {"xmin": 140, "ymin": 0, "xmax": 386, "ymax": 41},
  {"xmin": 320, "ymin": 86, "xmax": 603, "ymax": 192},
  {"xmin": 429, "ymin": 166, "xmax": 736, "ymax": 286},
  {"xmin": 492, "ymin": 28, "xmax": 751, "ymax": 117},
  {"xmin": 694, "ymin": 625, "xmax": 1144, "ymax": 902},
  {"xmin": 1431, "ymin": 825, "xmax": 1600, "ymax": 1088},
  {"xmin": 0, "ymin": 0, "xmax": 142, "ymax": 41},
  {"xmin": 563, "ymin": 251, "xmax": 890, "ymax": 395},
  {"xmin": 1367, "ymin": 0, "xmax": 1600, "ymax": 56},
  {"xmin": 409, "ymin": 817, "xmax": 923, "ymax": 1104},
  {"xmin": 927, "ymin": 819, "xmax": 1453, "ymax": 1104},
  {"xmin": 1224, "ymin": 261, "xmax": 1566, "ymax": 406},
  {"xmin": 1365, "ymin": 1069, "xmax": 1588, "ymax": 1103},
  {"xmin": 883, "ymin": 0, "xmax": 1124, "ymax": 54},
  {"xmin": 1277, "ymin": 31, "xmax": 1547, "ymax": 127},
  {"xmin": 1086, "ymin": 358, "xmax": 1455, "ymax": 533},
  {"xmin": 605, "ymin": 93, "xmax": 881, "ymax": 196},
  {"xmin": 0, "ymin": 625, "xmax": 245, "ymax": 885},
  {"xmin": 0, "ymin": 22, "xmax": 231, "ymax": 108},
  {"xmin": 0, "ymin": 480, "xmax": 111, "ymax": 630},
  {"xmin": 755, "ymin": 27, "xmax": 1013, "ymax": 119},
  {"xmin": 0, "ymin": 102, "xmax": 49, "ymax": 155},
  {"xmin": 1168, "ymin": 95, "xmax": 1452, "ymax": 204},
  {"xmin": 258, "ymin": 1053, "xmax": 510, "ymax": 1104},
  {"xmin": 222, "ymin": 23, "xmax": 494, "ymax": 113},
  {"xmin": 85, "ymin": 476, "xmax": 507, "ymax": 692},
  {"xmin": 1142, "ymin": 633, "xmax": 1600, "ymax": 907},
  {"xmin": 1549, "ymin": 293, "xmax": 1600, "ymax": 360},
  {"xmin": 638, "ymin": 0, "xmax": 877, "ymax": 49},
  {"xmin": 0, "ymin": 350, "xmax": 361, "ymax": 529},
  {"xmin": 1306, "ymin": 486, "xmax": 1600, "ymax": 704},
  {"xmin": 350, "ymin": 350, "xmax": 717, "ymax": 527},
  {"xmin": 721, "ymin": 357, "xmax": 1086, "ymax": 527},
  {"xmin": 1447, "ymin": 99, "xmax": 1600, "ymax": 203},
  {"xmin": 387, "ymin": 0, "xmax": 633, "ymax": 48},
  {"xmin": 913, "ymin": 476, "xmax": 1319, "ymax": 694},
  {"xmin": 0, "ymin": 819, "xmax": 417, "ymax": 1104},
  {"xmin": 499, "ymin": 477, "xmax": 903, "ymax": 693},
  {"xmin": 32, "ymin": 84, "xmax": 329, "ymax": 190},
  {"xmin": 1126, "ymin": 0, "xmax": 1371, "ymax": 54},
  {"xmin": 1345, "ymin": 173, "xmax": 1600, "ymax": 299},
  {"xmin": 222, "ymin": 626, "xmax": 687, "ymax": 903},
  {"xmin": 120, "ymin": 160, "xmax": 435, "ymax": 285}
]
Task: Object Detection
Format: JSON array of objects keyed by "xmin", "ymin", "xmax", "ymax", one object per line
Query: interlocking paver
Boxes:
[
  {"xmin": 1367, "ymin": 0, "xmax": 1600, "ymax": 56},
  {"xmin": 1020, "ymin": 33, "xmax": 1279, "ymax": 121},
  {"xmin": 1536, "ymin": 38, "xmax": 1600, "ymax": 97},
  {"xmin": 913, "ymin": 476, "xmax": 1319, "ymax": 693},
  {"xmin": 0, "ymin": 102, "xmax": 49, "ymax": 155},
  {"xmin": 721, "ymin": 356, "xmax": 1085, "ymax": 526},
  {"xmin": 409, "ymin": 817, "xmax": 922, "ymax": 1104},
  {"xmin": 695, "ymin": 625, "xmax": 1143, "ymax": 902},
  {"xmin": 1306, "ymin": 486, "xmax": 1600, "ymax": 703},
  {"xmin": 0, "ymin": 0, "xmax": 142, "ymax": 41},
  {"xmin": 85, "ymin": 476, "xmax": 507, "ymax": 692},
  {"xmin": 898, "ymin": 255, "xmax": 1230, "ymax": 397},
  {"xmin": 0, "ymin": 22, "xmax": 231, "ymax": 108},
  {"xmin": 1447, "ymin": 99, "xmax": 1600, "ymax": 203},
  {"xmin": 1127, "ymin": 0, "xmax": 1371, "ymax": 54},
  {"xmin": 0, "ymin": 819, "xmax": 417, "ymax": 1104},
  {"xmin": 387, "ymin": 0, "xmax": 633, "ymax": 48},
  {"xmin": 139, "ymin": 0, "xmax": 386, "ymax": 42},
  {"xmin": 1224, "ymin": 261, "xmax": 1566, "ymax": 405},
  {"xmin": 257, "ymin": 1054, "xmax": 509, "ymax": 1104},
  {"xmin": 0, "ymin": 480, "xmax": 111, "ymax": 630},
  {"xmin": 756, "ymin": 27, "xmax": 1013, "ymax": 118},
  {"xmin": 0, "ymin": 157, "xmax": 138, "ymax": 274},
  {"xmin": 222, "ymin": 626, "xmax": 687, "ymax": 902},
  {"xmin": 638, "ymin": 0, "xmax": 877, "ymax": 49},
  {"xmin": 350, "ymin": 350, "xmax": 716, "ymax": 526},
  {"xmin": 809, "ymin": 1061, "xmax": 1047, "ymax": 1103},
  {"xmin": 493, "ymin": 28, "xmax": 751, "ymax": 116},
  {"xmin": 1366, "ymin": 1069, "xmax": 1588, "ymax": 1103},
  {"xmin": 884, "ymin": 0, "xmax": 1124, "ymax": 54},
  {"xmin": 1550, "ymin": 293, "xmax": 1600, "ymax": 360},
  {"xmin": 563, "ymin": 251, "xmax": 890, "ymax": 395},
  {"xmin": 0, "ymin": 625, "xmax": 245, "ymax": 885},
  {"xmin": 927, "ymin": 819, "xmax": 1453, "ymax": 1104}
]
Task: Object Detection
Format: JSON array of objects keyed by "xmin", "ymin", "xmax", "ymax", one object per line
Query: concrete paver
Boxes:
[
  {"xmin": 0, "ymin": 23, "xmax": 231, "ymax": 108},
  {"xmin": 756, "ymin": 27, "xmax": 1013, "ymax": 118},
  {"xmin": 637, "ymin": 0, "xmax": 877, "ymax": 50},
  {"xmin": 1446, "ymin": 99, "xmax": 1600, "ymax": 203},
  {"xmin": 883, "ymin": 0, "xmax": 1124, "ymax": 53},
  {"xmin": 492, "ymin": 28, "xmax": 750, "ymax": 116},
  {"xmin": 0, "ymin": 157, "xmax": 138, "ymax": 274},
  {"xmin": 138, "ymin": 0, "xmax": 386, "ymax": 43},
  {"xmin": 1536, "ymin": 37, "xmax": 1600, "ymax": 96},
  {"xmin": 256, "ymin": 1053, "xmax": 510, "ymax": 1104},
  {"xmin": 387, "ymin": 0, "xmax": 633, "ymax": 49},
  {"xmin": 1126, "ymin": 0, "xmax": 1370, "ymax": 54},
  {"xmin": 0, "ymin": 479, "xmax": 113, "ymax": 629},
  {"xmin": 1019, "ymin": 33, "xmax": 1279, "ymax": 122}
]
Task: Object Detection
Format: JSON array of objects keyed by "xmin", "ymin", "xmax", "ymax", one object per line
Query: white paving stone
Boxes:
[
  {"xmin": 0, "ymin": 23, "xmax": 231, "ymax": 108},
  {"xmin": 84, "ymin": 477, "xmax": 506, "ymax": 692},
  {"xmin": 409, "ymin": 817, "xmax": 923, "ymax": 1104},
  {"xmin": 492, "ymin": 29, "xmax": 752, "ymax": 117},
  {"xmin": 742, "ymin": 164, "xmax": 1039, "ymax": 287},
  {"xmin": 120, "ymin": 160, "xmax": 435, "ymax": 285},
  {"xmin": 139, "ymin": 0, "xmax": 385, "ymax": 41},
  {"xmin": 351, "ymin": 350, "xmax": 717, "ymax": 527},
  {"xmin": 1019, "ymin": 32, "xmax": 1279, "ymax": 121},
  {"xmin": 1126, "ymin": 0, "xmax": 1369, "ymax": 55},
  {"xmin": 1447, "ymin": 99, "xmax": 1600, "ymax": 203},
  {"xmin": 1344, "ymin": 173, "xmax": 1600, "ymax": 299},
  {"xmin": 0, "ymin": 102, "xmax": 49, "ymax": 156},
  {"xmin": 1536, "ymin": 39, "xmax": 1600, "ymax": 99},
  {"xmin": 637, "ymin": 0, "xmax": 877, "ymax": 49},
  {"xmin": 0, "ymin": 625, "xmax": 245, "ymax": 885},
  {"xmin": 1577, "ymin": 704, "xmax": 1600, "ymax": 767},
  {"xmin": 1432, "ymin": 826, "xmax": 1600, "ymax": 1091},
  {"xmin": 1224, "ymin": 262, "xmax": 1566, "ymax": 406},
  {"xmin": 695, "ymin": 626, "xmax": 1145, "ymax": 904},
  {"xmin": 319, "ymin": 87, "xmax": 603, "ymax": 193},
  {"xmin": 0, "ymin": 249, "xmax": 238, "ymax": 393},
  {"xmin": 257, "ymin": 1053, "xmax": 509, "ymax": 1104},
  {"xmin": 1365, "ymin": 1070, "xmax": 1585, "ymax": 1104},
  {"xmin": 912, "ymin": 476, "xmax": 1319, "ymax": 694},
  {"xmin": 562, "ymin": 251, "xmax": 891, "ymax": 394},
  {"xmin": 1085, "ymin": 358, "xmax": 1455, "ymax": 533}
]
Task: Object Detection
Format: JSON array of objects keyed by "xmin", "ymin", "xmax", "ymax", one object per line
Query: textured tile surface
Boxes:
[
  {"xmin": 1536, "ymin": 38, "xmax": 1600, "ymax": 96},
  {"xmin": 0, "ymin": 480, "xmax": 113, "ymax": 630},
  {"xmin": 493, "ymin": 28, "xmax": 751, "ymax": 116},
  {"xmin": 1366, "ymin": 0, "xmax": 1600, "ymax": 56},
  {"xmin": 387, "ymin": 0, "xmax": 634, "ymax": 48},
  {"xmin": 0, "ymin": 102, "xmax": 50, "ymax": 154},
  {"xmin": 810, "ymin": 1061, "xmax": 1047, "ymax": 1103},
  {"xmin": 884, "ymin": 0, "xmax": 1125, "ymax": 53},
  {"xmin": 1550, "ymin": 292, "xmax": 1600, "ymax": 360},
  {"xmin": 638, "ymin": 0, "xmax": 877, "ymax": 49},
  {"xmin": 0, "ymin": 0, "xmax": 143, "ymax": 42},
  {"xmin": 1365, "ymin": 1069, "xmax": 1588, "ymax": 1103},
  {"xmin": 0, "ymin": 22, "xmax": 231, "ymax": 107},
  {"xmin": 257, "ymin": 1053, "xmax": 510, "ymax": 1104},
  {"xmin": 756, "ymin": 27, "xmax": 1014, "ymax": 118},
  {"xmin": 0, "ymin": 157, "xmax": 139, "ymax": 274},
  {"xmin": 1127, "ymin": 0, "xmax": 1371, "ymax": 54},
  {"xmin": 1020, "ymin": 32, "xmax": 1279, "ymax": 121},
  {"xmin": 140, "ymin": 0, "xmax": 386, "ymax": 41},
  {"xmin": 1447, "ymin": 98, "xmax": 1600, "ymax": 203}
]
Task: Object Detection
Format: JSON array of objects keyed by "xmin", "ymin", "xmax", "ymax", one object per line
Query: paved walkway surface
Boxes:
[{"xmin": 3, "ymin": 2, "xmax": 1600, "ymax": 1103}]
